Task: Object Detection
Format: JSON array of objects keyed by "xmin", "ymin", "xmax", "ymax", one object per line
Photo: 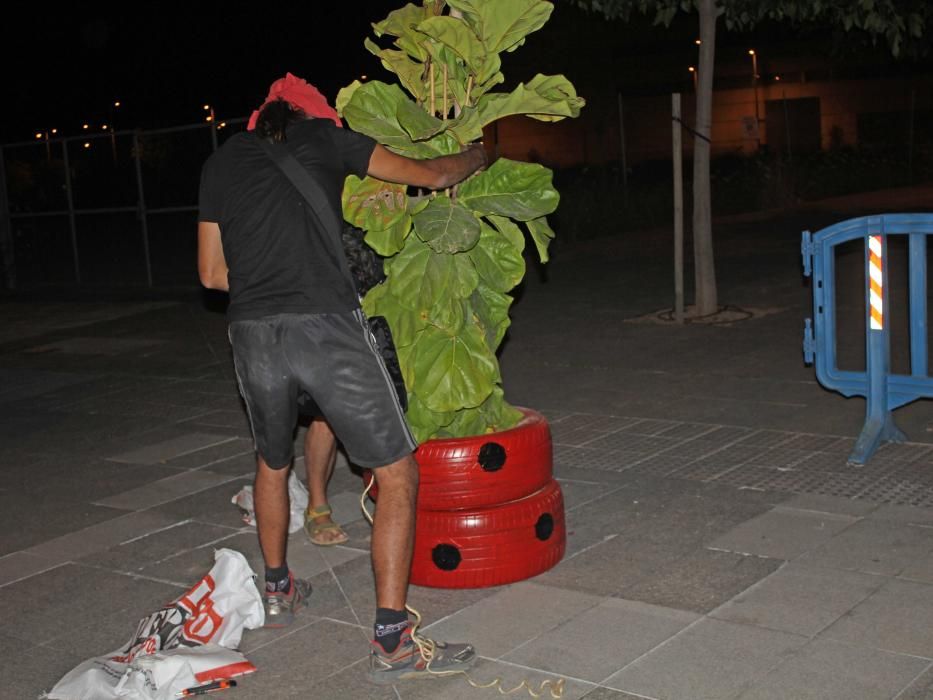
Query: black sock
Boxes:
[
  {"xmin": 265, "ymin": 564, "xmax": 291, "ymax": 593},
  {"xmin": 374, "ymin": 608, "xmax": 409, "ymax": 653}
]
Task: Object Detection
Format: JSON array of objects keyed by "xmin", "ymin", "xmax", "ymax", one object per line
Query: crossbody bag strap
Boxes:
[{"xmin": 255, "ymin": 138, "xmax": 358, "ymax": 291}]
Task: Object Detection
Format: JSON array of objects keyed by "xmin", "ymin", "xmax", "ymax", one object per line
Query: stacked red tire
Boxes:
[{"xmin": 406, "ymin": 408, "xmax": 566, "ymax": 589}]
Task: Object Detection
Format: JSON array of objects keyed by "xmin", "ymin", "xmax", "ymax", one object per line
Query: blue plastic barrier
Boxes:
[{"xmin": 802, "ymin": 214, "xmax": 931, "ymax": 465}]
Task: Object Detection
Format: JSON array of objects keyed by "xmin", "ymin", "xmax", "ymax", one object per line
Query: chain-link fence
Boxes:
[{"xmin": 0, "ymin": 118, "xmax": 247, "ymax": 291}]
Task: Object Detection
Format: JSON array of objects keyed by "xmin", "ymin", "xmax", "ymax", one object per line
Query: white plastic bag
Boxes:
[
  {"xmin": 46, "ymin": 549, "xmax": 263, "ymax": 700},
  {"xmin": 232, "ymin": 470, "xmax": 308, "ymax": 534}
]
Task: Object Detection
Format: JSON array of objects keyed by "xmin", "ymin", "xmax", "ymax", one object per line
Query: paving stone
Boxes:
[
  {"xmin": 560, "ymin": 479, "xmax": 620, "ymax": 511},
  {"xmin": 0, "ymin": 551, "xmax": 62, "ymax": 587},
  {"xmin": 895, "ymin": 664, "xmax": 933, "ymax": 700},
  {"xmin": 708, "ymin": 506, "xmax": 858, "ymax": 560},
  {"xmin": 108, "ymin": 432, "xmax": 236, "ymax": 464},
  {"xmin": 163, "ymin": 437, "xmax": 253, "ymax": 469},
  {"xmin": 79, "ymin": 521, "xmax": 238, "ymax": 573},
  {"xmin": 503, "ymin": 597, "xmax": 698, "ymax": 682},
  {"xmin": 820, "ymin": 578, "xmax": 933, "ymax": 658},
  {"xmin": 24, "ymin": 510, "xmax": 184, "ymax": 564},
  {"xmin": 797, "ymin": 518, "xmax": 933, "ymax": 576},
  {"xmin": 580, "ymin": 688, "xmax": 651, "ymax": 700},
  {"xmin": 236, "ymin": 619, "xmax": 369, "ymax": 697},
  {"xmin": 735, "ymin": 637, "xmax": 929, "ymax": 700},
  {"xmin": 423, "ymin": 582, "xmax": 603, "ymax": 659},
  {"xmin": 604, "ymin": 618, "xmax": 807, "ymax": 700},
  {"xmin": 152, "ymin": 476, "xmax": 253, "ymax": 529},
  {"xmin": 4, "ymin": 635, "xmax": 88, "ymax": 700},
  {"xmin": 779, "ymin": 493, "xmax": 879, "ymax": 517},
  {"xmin": 712, "ymin": 561, "xmax": 886, "ymax": 636},
  {"xmin": 618, "ymin": 548, "xmax": 783, "ymax": 614},
  {"xmin": 94, "ymin": 469, "xmax": 242, "ymax": 510}
]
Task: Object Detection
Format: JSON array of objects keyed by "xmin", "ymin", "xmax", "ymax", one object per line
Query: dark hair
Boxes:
[{"xmin": 254, "ymin": 98, "xmax": 306, "ymax": 143}]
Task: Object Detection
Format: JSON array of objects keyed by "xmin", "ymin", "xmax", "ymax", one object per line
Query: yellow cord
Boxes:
[{"xmin": 360, "ymin": 478, "xmax": 565, "ymax": 698}]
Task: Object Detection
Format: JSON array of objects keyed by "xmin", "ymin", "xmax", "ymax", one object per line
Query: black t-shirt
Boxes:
[{"xmin": 198, "ymin": 119, "xmax": 377, "ymax": 321}]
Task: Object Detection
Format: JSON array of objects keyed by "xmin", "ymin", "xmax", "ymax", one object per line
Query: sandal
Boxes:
[{"xmin": 304, "ymin": 504, "xmax": 349, "ymax": 546}]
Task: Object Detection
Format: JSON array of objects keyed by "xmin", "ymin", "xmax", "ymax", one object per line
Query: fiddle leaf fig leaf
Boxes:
[
  {"xmin": 364, "ymin": 39, "xmax": 426, "ymax": 101},
  {"xmin": 385, "ymin": 237, "xmax": 478, "ymax": 312},
  {"xmin": 343, "ymin": 176, "xmax": 409, "ymax": 232},
  {"xmin": 468, "ymin": 222, "xmax": 525, "ymax": 293},
  {"xmin": 373, "ymin": 3, "xmax": 432, "ymax": 61},
  {"xmin": 410, "ymin": 323, "xmax": 497, "ymax": 412},
  {"xmin": 417, "ymin": 16, "xmax": 488, "ymax": 77},
  {"xmin": 445, "ymin": 0, "xmax": 552, "ymax": 54},
  {"xmin": 413, "ymin": 196, "xmax": 482, "ymax": 253},
  {"xmin": 458, "ymin": 159, "xmax": 559, "ymax": 221},
  {"xmin": 343, "ymin": 82, "xmax": 445, "ymax": 157},
  {"xmin": 527, "ymin": 216, "xmax": 556, "ymax": 264},
  {"xmin": 405, "ymin": 393, "xmax": 456, "ymax": 444},
  {"xmin": 364, "ymin": 214, "xmax": 412, "ymax": 257},
  {"xmin": 471, "ymin": 282, "xmax": 512, "ymax": 350}
]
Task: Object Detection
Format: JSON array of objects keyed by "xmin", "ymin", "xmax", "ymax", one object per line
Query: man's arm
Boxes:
[
  {"xmin": 366, "ymin": 143, "xmax": 487, "ymax": 190},
  {"xmin": 198, "ymin": 221, "xmax": 229, "ymax": 291}
]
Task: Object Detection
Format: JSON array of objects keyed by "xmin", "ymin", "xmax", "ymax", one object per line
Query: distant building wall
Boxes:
[{"xmin": 485, "ymin": 75, "xmax": 933, "ymax": 168}]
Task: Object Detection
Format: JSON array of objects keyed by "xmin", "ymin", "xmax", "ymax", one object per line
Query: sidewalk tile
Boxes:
[
  {"xmin": 108, "ymin": 432, "xmax": 235, "ymax": 464},
  {"xmin": 712, "ymin": 562, "xmax": 885, "ymax": 636},
  {"xmin": 94, "ymin": 469, "xmax": 241, "ymax": 510},
  {"xmin": 0, "ymin": 552, "xmax": 62, "ymax": 587},
  {"xmin": 503, "ymin": 598, "xmax": 698, "ymax": 682},
  {"xmin": 618, "ymin": 548, "xmax": 782, "ymax": 613},
  {"xmin": 422, "ymin": 582, "xmax": 603, "ymax": 659},
  {"xmin": 735, "ymin": 638, "xmax": 928, "ymax": 700},
  {"xmin": 779, "ymin": 493, "xmax": 878, "ymax": 517},
  {"xmin": 820, "ymin": 578, "xmax": 933, "ymax": 658},
  {"xmin": 797, "ymin": 519, "xmax": 933, "ymax": 575},
  {"xmin": 604, "ymin": 618, "xmax": 807, "ymax": 700},
  {"xmin": 24, "ymin": 510, "xmax": 183, "ymax": 564},
  {"xmin": 708, "ymin": 507, "xmax": 857, "ymax": 560},
  {"xmin": 79, "ymin": 521, "xmax": 236, "ymax": 572}
]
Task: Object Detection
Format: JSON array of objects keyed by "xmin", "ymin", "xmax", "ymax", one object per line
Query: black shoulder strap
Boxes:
[{"xmin": 255, "ymin": 138, "xmax": 357, "ymax": 291}]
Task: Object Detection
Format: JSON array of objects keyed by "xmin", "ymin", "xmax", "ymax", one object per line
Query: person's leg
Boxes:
[
  {"xmin": 370, "ymin": 453, "xmax": 418, "ymax": 610},
  {"xmin": 302, "ymin": 418, "xmax": 347, "ymax": 545},
  {"xmin": 254, "ymin": 455, "xmax": 290, "ymax": 570}
]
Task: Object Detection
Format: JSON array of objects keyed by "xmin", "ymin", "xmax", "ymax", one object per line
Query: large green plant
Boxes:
[{"xmin": 337, "ymin": 0, "xmax": 583, "ymax": 443}]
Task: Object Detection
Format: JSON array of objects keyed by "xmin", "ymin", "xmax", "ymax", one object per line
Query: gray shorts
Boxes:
[{"xmin": 228, "ymin": 309, "xmax": 417, "ymax": 470}]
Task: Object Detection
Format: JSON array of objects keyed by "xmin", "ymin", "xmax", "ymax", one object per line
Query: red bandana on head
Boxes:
[{"xmin": 246, "ymin": 72, "xmax": 342, "ymax": 130}]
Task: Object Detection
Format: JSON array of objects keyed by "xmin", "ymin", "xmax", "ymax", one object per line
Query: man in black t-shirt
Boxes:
[{"xmin": 197, "ymin": 74, "xmax": 486, "ymax": 684}]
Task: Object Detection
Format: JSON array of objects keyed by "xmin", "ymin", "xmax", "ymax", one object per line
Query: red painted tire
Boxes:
[
  {"xmin": 366, "ymin": 408, "xmax": 553, "ymax": 510},
  {"xmin": 409, "ymin": 479, "xmax": 566, "ymax": 589}
]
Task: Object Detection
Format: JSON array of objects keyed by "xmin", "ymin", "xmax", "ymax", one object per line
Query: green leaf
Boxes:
[
  {"xmin": 373, "ymin": 3, "xmax": 432, "ymax": 61},
  {"xmin": 364, "ymin": 39, "xmax": 426, "ymax": 102},
  {"xmin": 471, "ymin": 283, "xmax": 512, "ymax": 350},
  {"xmin": 478, "ymin": 385, "xmax": 523, "ymax": 432},
  {"xmin": 458, "ymin": 159, "xmax": 559, "ymax": 221},
  {"xmin": 526, "ymin": 216, "xmax": 555, "ymax": 263},
  {"xmin": 468, "ymin": 222, "xmax": 525, "ymax": 293},
  {"xmin": 436, "ymin": 406, "xmax": 490, "ymax": 438},
  {"xmin": 343, "ymin": 81, "xmax": 444, "ymax": 158},
  {"xmin": 397, "ymin": 98, "xmax": 448, "ymax": 141},
  {"xmin": 446, "ymin": 0, "xmax": 553, "ymax": 54},
  {"xmin": 410, "ymin": 323, "xmax": 497, "ymax": 412},
  {"xmin": 428, "ymin": 296, "xmax": 467, "ymax": 334},
  {"xmin": 364, "ymin": 214, "xmax": 412, "ymax": 257},
  {"xmin": 405, "ymin": 392, "xmax": 456, "ymax": 444},
  {"xmin": 487, "ymin": 215, "xmax": 526, "ymax": 251},
  {"xmin": 361, "ymin": 282, "xmax": 425, "ymax": 348},
  {"xmin": 416, "ymin": 16, "xmax": 488, "ymax": 78},
  {"xmin": 343, "ymin": 176, "xmax": 409, "ymax": 232},
  {"xmin": 413, "ymin": 196, "xmax": 482, "ymax": 253},
  {"xmin": 452, "ymin": 73, "xmax": 585, "ymax": 142},
  {"xmin": 335, "ymin": 81, "xmax": 362, "ymax": 118},
  {"xmin": 385, "ymin": 237, "xmax": 479, "ymax": 312}
]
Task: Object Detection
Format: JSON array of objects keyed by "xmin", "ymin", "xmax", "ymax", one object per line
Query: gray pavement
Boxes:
[{"xmin": 1, "ymin": 192, "xmax": 932, "ymax": 699}]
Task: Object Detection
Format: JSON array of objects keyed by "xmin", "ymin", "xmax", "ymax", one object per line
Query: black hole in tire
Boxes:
[
  {"xmin": 432, "ymin": 544, "xmax": 461, "ymax": 571},
  {"xmin": 535, "ymin": 513, "xmax": 554, "ymax": 541},
  {"xmin": 478, "ymin": 442, "xmax": 506, "ymax": 472}
]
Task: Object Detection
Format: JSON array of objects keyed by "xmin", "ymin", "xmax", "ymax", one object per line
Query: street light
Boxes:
[
  {"xmin": 749, "ymin": 49, "xmax": 760, "ymax": 148},
  {"xmin": 203, "ymin": 104, "xmax": 218, "ymax": 150},
  {"xmin": 688, "ymin": 65, "xmax": 697, "ymax": 91}
]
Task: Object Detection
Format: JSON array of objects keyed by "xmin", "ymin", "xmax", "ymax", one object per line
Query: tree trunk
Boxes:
[{"xmin": 693, "ymin": 0, "xmax": 718, "ymax": 315}]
